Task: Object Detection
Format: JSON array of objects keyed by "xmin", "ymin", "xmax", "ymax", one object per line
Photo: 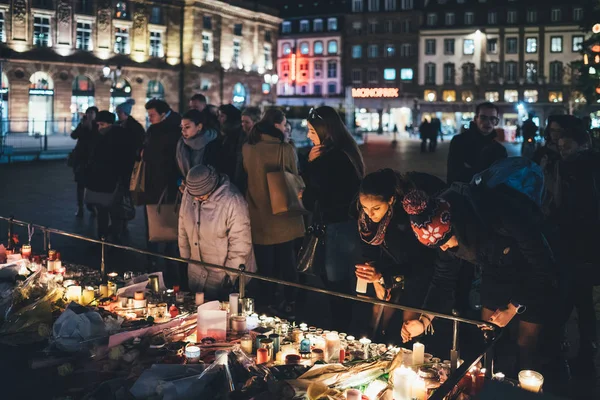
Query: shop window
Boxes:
[
  {"xmin": 443, "ymin": 90, "xmax": 456, "ymax": 102},
  {"xmin": 71, "ymin": 76, "xmax": 95, "ymax": 126},
  {"xmin": 548, "ymin": 91, "xmax": 563, "ymax": 103},
  {"xmin": 524, "ymin": 90, "xmax": 538, "ymax": 103},
  {"xmin": 485, "ymin": 91, "xmax": 499, "ymax": 102},
  {"xmin": 462, "ymin": 91, "xmax": 474, "ymax": 102},
  {"xmin": 424, "ymin": 90, "xmax": 437, "ymax": 102},
  {"xmin": 504, "ymin": 90, "xmax": 518, "ymax": 103},
  {"xmin": 571, "ymin": 91, "xmax": 586, "ymax": 104}
]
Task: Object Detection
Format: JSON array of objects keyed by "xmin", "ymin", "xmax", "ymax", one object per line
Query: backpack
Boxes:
[{"xmin": 471, "ymin": 157, "xmax": 544, "ymax": 208}]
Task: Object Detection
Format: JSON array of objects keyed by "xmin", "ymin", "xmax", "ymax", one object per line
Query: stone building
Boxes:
[{"xmin": 0, "ymin": 0, "xmax": 280, "ymax": 135}]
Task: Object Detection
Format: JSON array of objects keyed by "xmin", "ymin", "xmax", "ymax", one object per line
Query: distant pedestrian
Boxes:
[
  {"xmin": 69, "ymin": 106, "xmax": 98, "ymax": 218},
  {"xmin": 419, "ymin": 120, "xmax": 431, "ymax": 153},
  {"xmin": 189, "ymin": 93, "xmax": 219, "ymax": 131},
  {"xmin": 241, "ymin": 106, "xmax": 261, "ymax": 137}
]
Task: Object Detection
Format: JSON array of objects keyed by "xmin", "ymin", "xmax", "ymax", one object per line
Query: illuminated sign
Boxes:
[
  {"xmin": 352, "ymin": 88, "xmax": 399, "ymax": 98},
  {"xmin": 0, "ymin": 88, "xmax": 7, "ymax": 94},
  {"xmin": 291, "ymin": 53, "xmax": 297, "ymax": 82},
  {"xmin": 593, "ymin": 23, "xmax": 600, "ymax": 34},
  {"xmin": 29, "ymin": 89, "xmax": 54, "ymax": 96}
]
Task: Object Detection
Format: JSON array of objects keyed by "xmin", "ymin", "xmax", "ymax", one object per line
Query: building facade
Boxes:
[
  {"xmin": 418, "ymin": 0, "xmax": 588, "ymax": 138},
  {"xmin": 275, "ymin": 1, "xmax": 344, "ymax": 110},
  {"xmin": 343, "ymin": 0, "xmax": 422, "ymax": 132},
  {"xmin": 0, "ymin": 0, "xmax": 280, "ymax": 135}
]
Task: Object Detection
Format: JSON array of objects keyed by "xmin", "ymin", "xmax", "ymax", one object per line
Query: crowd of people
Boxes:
[{"xmin": 69, "ymin": 97, "xmax": 599, "ymax": 392}]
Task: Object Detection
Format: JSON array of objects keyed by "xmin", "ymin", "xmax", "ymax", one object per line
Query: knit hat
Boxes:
[
  {"xmin": 402, "ymin": 190, "xmax": 453, "ymax": 248},
  {"xmin": 186, "ymin": 165, "xmax": 219, "ymax": 197},
  {"xmin": 116, "ymin": 99, "xmax": 135, "ymax": 115},
  {"xmin": 96, "ymin": 111, "xmax": 115, "ymax": 124}
]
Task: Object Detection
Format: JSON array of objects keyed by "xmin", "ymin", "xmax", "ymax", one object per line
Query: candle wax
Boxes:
[{"xmin": 413, "ymin": 342, "xmax": 425, "ymax": 365}]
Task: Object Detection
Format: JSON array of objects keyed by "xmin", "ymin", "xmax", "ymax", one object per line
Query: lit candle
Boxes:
[
  {"xmin": 107, "ymin": 272, "xmax": 118, "ymax": 280},
  {"xmin": 107, "ymin": 282, "xmax": 117, "ymax": 296},
  {"xmin": 240, "ymin": 334, "xmax": 253, "ymax": 354},
  {"xmin": 412, "ymin": 342, "xmax": 425, "ymax": 365},
  {"xmin": 66, "ymin": 285, "xmax": 82, "ymax": 303},
  {"xmin": 393, "ymin": 365, "xmax": 414, "ymax": 400},
  {"xmin": 46, "ymin": 259, "xmax": 55, "ymax": 272},
  {"xmin": 411, "ymin": 377, "xmax": 427, "ymax": 400},
  {"xmin": 518, "ymin": 370, "xmax": 543, "ymax": 393},
  {"xmin": 326, "ymin": 332, "xmax": 341, "ymax": 363},
  {"xmin": 195, "ymin": 292, "xmax": 205, "ymax": 306},
  {"xmin": 493, "ymin": 372, "xmax": 505, "ymax": 382},
  {"xmin": 99, "ymin": 284, "xmax": 109, "ymax": 298},
  {"xmin": 229, "ymin": 293, "xmax": 240, "ymax": 316},
  {"xmin": 81, "ymin": 287, "xmax": 95, "ymax": 305},
  {"xmin": 256, "ymin": 348, "xmax": 268, "ymax": 364},
  {"xmin": 134, "ymin": 291, "xmax": 145, "ymax": 300},
  {"xmin": 21, "ymin": 245, "xmax": 32, "ymax": 259}
]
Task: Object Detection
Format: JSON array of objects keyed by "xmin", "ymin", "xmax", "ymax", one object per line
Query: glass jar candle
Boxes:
[{"xmin": 240, "ymin": 334, "xmax": 253, "ymax": 354}]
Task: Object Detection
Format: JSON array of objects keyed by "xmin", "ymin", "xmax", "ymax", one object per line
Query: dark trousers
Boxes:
[
  {"xmin": 77, "ymin": 182, "xmax": 85, "ymax": 208},
  {"xmin": 96, "ymin": 206, "xmax": 110, "ymax": 239},
  {"xmin": 561, "ymin": 263, "xmax": 598, "ymax": 350},
  {"xmin": 254, "ymin": 241, "xmax": 298, "ymax": 306}
]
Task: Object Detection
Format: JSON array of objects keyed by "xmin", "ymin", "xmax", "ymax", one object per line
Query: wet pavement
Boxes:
[{"xmin": 0, "ymin": 135, "xmax": 597, "ymax": 398}]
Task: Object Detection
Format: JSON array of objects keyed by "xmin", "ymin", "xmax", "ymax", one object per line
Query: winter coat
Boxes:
[
  {"xmin": 176, "ymin": 128, "xmax": 218, "ymax": 178},
  {"xmin": 427, "ymin": 183, "xmax": 556, "ymax": 319},
  {"xmin": 119, "ymin": 116, "xmax": 145, "ymax": 184},
  {"xmin": 84, "ymin": 126, "xmax": 130, "ymax": 194},
  {"xmin": 141, "ymin": 111, "xmax": 182, "ymax": 204},
  {"xmin": 70, "ymin": 120, "xmax": 98, "ymax": 182},
  {"xmin": 178, "ymin": 175, "xmax": 256, "ymax": 299},
  {"xmin": 553, "ymin": 150, "xmax": 600, "ymax": 263},
  {"xmin": 243, "ymin": 129, "xmax": 305, "ymax": 245},
  {"xmin": 447, "ymin": 128, "xmax": 507, "ymax": 184},
  {"xmin": 302, "ymin": 147, "xmax": 362, "ymax": 224},
  {"xmin": 204, "ymin": 122, "xmax": 246, "ymax": 191}
]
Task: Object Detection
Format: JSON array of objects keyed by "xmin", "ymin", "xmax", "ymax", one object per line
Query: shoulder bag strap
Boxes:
[
  {"xmin": 157, "ymin": 187, "xmax": 168, "ymax": 213},
  {"xmin": 279, "ymin": 143, "xmax": 286, "ymax": 172}
]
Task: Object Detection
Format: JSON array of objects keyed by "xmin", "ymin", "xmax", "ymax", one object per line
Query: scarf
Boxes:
[
  {"xmin": 358, "ymin": 198, "xmax": 395, "ymax": 246},
  {"xmin": 176, "ymin": 128, "xmax": 218, "ymax": 177}
]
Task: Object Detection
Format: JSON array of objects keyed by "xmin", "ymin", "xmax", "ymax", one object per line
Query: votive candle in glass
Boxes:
[
  {"xmin": 21, "ymin": 245, "xmax": 32, "ymax": 259},
  {"xmin": 518, "ymin": 370, "xmax": 543, "ymax": 393},
  {"xmin": 81, "ymin": 287, "xmax": 95, "ymax": 305},
  {"xmin": 256, "ymin": 348, "xmax": 268, "ymax": 364}
]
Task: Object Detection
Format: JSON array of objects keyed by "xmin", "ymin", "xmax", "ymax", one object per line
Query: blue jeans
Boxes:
[{"xmin": 324, "ymin": 220, "xmax": 361, "ymax": 283}]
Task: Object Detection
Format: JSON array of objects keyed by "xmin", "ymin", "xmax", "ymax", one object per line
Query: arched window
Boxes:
[
  {"xmin": 233, "ymin": 83, "xmax": 247, "ymax": 108},
  {"xmin": 28, "ymin": 72, "xmax": 54, "ymax": 135},
  {"xmin": 328, "ymin": 40, "xmax": 338, "ymax": 54},
  {"xmin": 71, "ymin": 76, "xmax": 95, "ymax": 126},
  {"xmin": 300, "ymin": 41, "xmax": 309, "ymax": 55},
  {"xmin": 314, "ymin": 41, "xmax": 324, "ymax": 55},
  {"xmin": 147, "ymin": 80, "xmax": 165, "ymax": 99},
  {"xmin": 110, "ymin": 78, "xmax": 132, "ymax": 113}
]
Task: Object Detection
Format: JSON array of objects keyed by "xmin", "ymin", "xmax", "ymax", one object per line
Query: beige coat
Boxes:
[{"xmin": 242, "ymin": 135, "xmax": 305, "ymax": 245}]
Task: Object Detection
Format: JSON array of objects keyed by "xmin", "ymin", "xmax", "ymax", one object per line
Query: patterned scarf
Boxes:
[{"xmin": 358, "ymin": 199, "xmax": 395, "ymax": 246}]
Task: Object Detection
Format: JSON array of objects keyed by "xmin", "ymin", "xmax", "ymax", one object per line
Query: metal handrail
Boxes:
[{"xmin": 0, "ymin": 215, "xmax": 496, "ymax": 330}]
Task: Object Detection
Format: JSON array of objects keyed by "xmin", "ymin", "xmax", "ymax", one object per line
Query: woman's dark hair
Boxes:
[
  {"xmin": 86, "ymin": 106, "xmax": 98, "ymax": 114},
  {"xmin": 218, "ymin": 104, "xmax": 242, "ymax": 123},
  {"xmin": 248, "ymin": 108, "xmax": 286, "ymax": 144},
  {"xmin": 182, "ymin": 109, "xmax": 206, "ymax": 126},
  {"xmin": 145, "ymin": 99, "xmax": 170, "ymax": 114},
  {"xmin": 360, "ymin": 169, "xmax": 414, "ymax": 202},
  {"xmin": 308, "ymin": 106, "xmax": 366, "ymax": 178},
  {"xmin": 544, "ymin": 114, "xmax": 585, "ymax": 143}
]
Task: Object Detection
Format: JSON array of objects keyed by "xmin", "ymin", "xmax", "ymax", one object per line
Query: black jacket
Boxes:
[
  {"xmin": 356, "ymin": 172, "xmax": 450, "ymax": 310},
  {"xmin": 70, "ymin": 120, "xmax": 98, "ymax": 180},
  {"xmin": 204, "ymin": 121, "xmax": 245, "ymax": 191},
  {"xmin": 141, "ymin": 111, "xmax": 182, "ymax": 204},
  {"xmin": 120, "ymin": 116, "xmax": 145, "ymax": 181},
  {"xmin": 425, "ymin": 184, "xmax": 556, "ymax": 313},
  {"xmin": 447, "ymin": 128, "xmax": 507, "ymax": 184},
  {"xmin": 302, "ymin": 147, "xmax": 361, "ymax": 224},
  {"xmin": 84, "ymin": 126, "xmax": 129, "ymax": 193}
]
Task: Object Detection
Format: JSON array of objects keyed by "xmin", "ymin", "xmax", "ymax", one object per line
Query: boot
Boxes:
[{"xmin": 75, "ymin": 206, "xmax": 84, "ymax": 218}]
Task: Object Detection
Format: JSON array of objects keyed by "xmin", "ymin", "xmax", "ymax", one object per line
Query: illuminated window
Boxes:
[
  {"xmin": 300, "ymin": 42, "xmax": 309, "ymax": 55},
  {"xmin": 571, "ymin": 91, "xmax": 586, "ymax": 104},
  {"xmin": 443, "ymin": 90, "xmax": 456, "ymax": 102},
  {"xmin": 385, "ymin": 44, "xmax": 395, "ymax": 57},
  {"xmin": 485, "ymin": 91, "xmax": 499, "ymax": 102},
  {"xmin": 203, "ymin": 33, "xmax": 213, "ymax": 61},
  {"xmin": 384, "ymin": 68, "xmax": 396, "ymax": 80},
  {"xmin": 327, "ymin": 18, "xmax": 338, "ymax": 31},
  {"xmin": 76, "ymin": 22, "xmax": 92, "ymax": 51},
  {"xmin": 572, "ymin": 36, "xmax": 584, "ymax": 52},
  {"xmin": 352, "ymin": 45, "xmax": 362, "ymax": 58},
  {"xmin": 504, "ymin": 90, "xmax": 518, "ymax": 103},
  {"xmin": 328, "ymin": 40, "xmax": 338, "ymax": 54},
  {"xmin": 314, "ymin": 19, "xmax": 323, "ymax": 32},
  {"xmin": 424, "ymin": 90, "xmax": 437, "ymax": 102},
  {"xmin": 462, "ymin": 91, "xmax": 474, "ymax": 102},
  {"xmin": 400, "ymin": 68, "xmax": 413, "ymax": 80},
  {"xmin": 114, "ymin": 2, "xmax": 129, "ymax": 19},
  {"xmin": 314, "ymin": 41, "xmax": 324, "ymax": 55},
  {"xmin": 149, "ymin": 31, "xmax": 163, "ymax": 57},
  {"xmin": 525, "ymin": 61, "xmax": 538, "ymax": 83},
  {"xmin": 550, "ymin": 36, "xmax": 562, "ymax": 53},
  {"xmin": 282, "ymin": 43, "xmax": 291, "ymax": 55},
  {"xmin": 524, "ymin": 90, "xmax": 538, "ymax": 103},
  {"xmin": 33, "ymin": 16, "xmax": 51, "ymax": 47},
  {"xmin": 548, "ymin": 92, "xmax": 563, "ymax": 103},
  {"xmin": 463, "ymin": 39, "xmax": 474, "ymax": 55},
  {"xmin": 114, "ymin": 27, "xmax": 129, "ymax": 54},
  {"xmin": 526, "ymin": 37, "xmax": 537, "ymax": 53}
]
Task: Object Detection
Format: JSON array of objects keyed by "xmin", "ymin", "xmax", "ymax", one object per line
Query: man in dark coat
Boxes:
[
  {"xmin": 141, "ymin": 99, "xmax": 182, "ymax": 285},
  {"xmin": 447, "ymin": 102, "xmax": 508, "ymax": 184},
  {"xmin": 70, "ymin": 106, "xmax": 98, "ymax": 217}
]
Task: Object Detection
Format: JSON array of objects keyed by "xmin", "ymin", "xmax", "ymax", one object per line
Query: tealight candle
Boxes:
[
  {"xmin": 493, "ymin": 372, "xmax": 505, "ymax": 382},
  {"xmin": 107, "ymin": 272, "xmax": 119, "ymax": 280},
  {"xmin": 99, "ymin": 284, "xmax": 109, "ymax": 298},
  {"xmin": 413, "ymin": 342, "xmax": 425, "ymax": 365},
  {"xmin": 81, "ymin": 287, "xmax": 95, "ymax": 305},
  {"xmin": 518, "ymin": 370, "xmax": 543, "ymax": 393},
  {"xmin": 185, "ymin": 345, "xmax": 201, "ymax": 363}
]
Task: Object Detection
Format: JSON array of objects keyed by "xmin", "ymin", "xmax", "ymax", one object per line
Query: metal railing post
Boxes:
[
  {"xmin": 451, "ymin": 309, "xmax": 460, "ymax": 374},
  {"xmin": 63, "ymin": 118, "xmax": 67, "ymax": 135},
  {"xmin": 238, "ymin": 264, "xmax": 246, "ymax": 299},
  {"xmin": 44, "ymin": 124, "xmax": 48, "ymax": 151},
  {"xmin": 43, "ymin": 228, "xmax": 48, "ymax": 252},
  {"xmin": 7, "ymin": 215, "xmax": 14, "ymax": 248},
  {"xmin": 483, "ymin": 330, "xmax": 495, "ymax": 377},
  {"xmin": 101, "ymin": 236, "xmax": 106, "ymax": 281}
]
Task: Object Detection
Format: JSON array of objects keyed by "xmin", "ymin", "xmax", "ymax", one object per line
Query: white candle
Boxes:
[
  {"xmin": 195, "ymin": 292, "xmax": 205, "ymax": 306},
  {"xmin": 99, "ymin": 284, "xmax": 108, "ymax": 298},
  {"xmin": 325, "ymin": 332, "xmax": 341, "ymax": 363},
  {"xmin": 46, "ymin": 259, "xmax": 55, "ymax": 272},
  {"xmin": 518, "ymin": 370, "xmax": 543, "ymax": 393},
  {"xmin": 54, "ymin": 260, "xmax": 62, "ymax": 272},
  {"xmin": 346, "ymin": 389, "xmax": 362, "ymax": 400},
  {"xmin": 413, "ymin": 342, "xmax": 425, "ymax": 365},
  {"xmin": 393, "ymin": 366, "xmax": 414, "ymax": 400},
  {"xmin": 81, "ymin": 287, "xmax": 95, "ymax": 305},
  {"xmin": 355, "ymin": 277, "xmax": 368, "ymax": 293},
  {"xmin": 66, "ymin": 285, "xmax": 82, "ymax": 303},
  {"xmin": 134, "ymin": 291, "xmax": 145, "ymax": 300},
  {"xmin": 411, "ymin": 377, "xmax": 427, "ymax": 400},
  {"xmin": 229, "ymin": 293, "xmax": 240, "ymax": 316}
]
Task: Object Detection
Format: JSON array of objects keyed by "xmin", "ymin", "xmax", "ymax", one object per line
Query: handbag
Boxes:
[
  {"xmin": 297, "ymin": 202, "xmax": 326, "ymax": 275},
  {"xmin": 266, "ymin": 144, "xmax": 307, "ymax": 216},
  {"xmin": 130, "ymin": 160, "xmax": 145, "ymax": 192},
  {"xmin": 111, "ymin": 190, "xmax": 136, "ymax": 221},
  {"xmin": 146, "ymin": 188, "xmax": 180, "ymax": 242},
  {"xmin": 84, "ymin": 187, "xmax": 119, "ymax": 208}
]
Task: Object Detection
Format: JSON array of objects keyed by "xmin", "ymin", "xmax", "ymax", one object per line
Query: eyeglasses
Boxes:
[
  {"xmin": 308, "ymin": 107, "xmax": 323, "ymax": 120},
  {"xmin": 477, "ymin": 115, "xmax": 500, "ymax": 125}
]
